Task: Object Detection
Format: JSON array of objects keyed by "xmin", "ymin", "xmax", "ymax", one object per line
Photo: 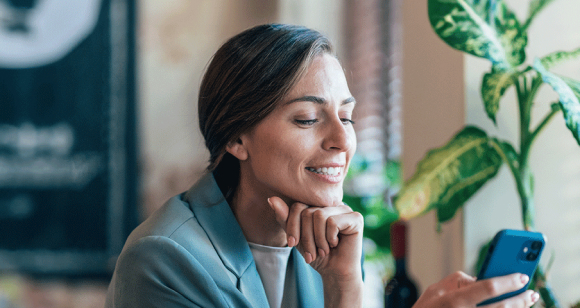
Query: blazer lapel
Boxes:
[{"xmin": 184, "ymin": 173, "xmax": 269, "ymax": 308}]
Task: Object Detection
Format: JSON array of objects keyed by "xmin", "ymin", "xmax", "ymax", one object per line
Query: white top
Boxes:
[{"xmin": 248, "ymin": 242, "xmax": 296, "ymax": 308}]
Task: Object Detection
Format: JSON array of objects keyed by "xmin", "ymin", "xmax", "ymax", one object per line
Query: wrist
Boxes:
[{"xmin": 322, "ymin": 273, "xmax": 363, "ymax": 308}]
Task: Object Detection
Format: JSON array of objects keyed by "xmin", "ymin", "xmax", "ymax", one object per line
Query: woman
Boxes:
[{"xmin": 105, "ymin": 24, "xmax": 540, "ymax": 308}]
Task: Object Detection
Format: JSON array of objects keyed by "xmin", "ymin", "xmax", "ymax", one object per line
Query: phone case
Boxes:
[{"xmin": 476, "ymin": 229, "xmax": 546, "ymax": 306}]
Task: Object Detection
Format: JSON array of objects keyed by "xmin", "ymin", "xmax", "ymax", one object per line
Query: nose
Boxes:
[{"xmin": 321, "ymin": 117, "xmax": 355, "ymax": 152}]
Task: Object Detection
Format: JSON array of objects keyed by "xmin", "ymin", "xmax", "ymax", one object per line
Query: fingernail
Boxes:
[
  {"xmin": 267, "ymin": 198, "xmax": 273, "ymax": 207},
  {"xmin": 318, "ymin": 248, "xmax": 325, "ymax": 258},
  {"xmin": 305, "ymin": 252, "xmax": 312, "ymax": 264},
  {"xmin": 520, "ymin": 274, "xmax": 529, "ymax": 284},
  {"xmin": 287, "ymin": 236, "xmax": 296, "ymax": 247},
  {"xmin": 531, "ymin": 292, "xmax": 540, "ymax": 302}
]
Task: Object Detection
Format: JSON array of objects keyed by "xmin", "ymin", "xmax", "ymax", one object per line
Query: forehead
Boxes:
[{"xmin": 284, "ymin": 54, "xmax": 351, "ymax": 100}]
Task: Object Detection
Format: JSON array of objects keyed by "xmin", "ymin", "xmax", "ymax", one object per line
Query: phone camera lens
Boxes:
[
  {"xmin": 526, "ymin": 252, "xmax": 538, "ymax": 261},
  {"xmin": 531, "ymin": 241, "xmax": 543, "ymax": 250}
]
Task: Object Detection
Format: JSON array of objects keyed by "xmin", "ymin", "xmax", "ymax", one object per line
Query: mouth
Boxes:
[{"xmin": 305, "ymin": 166, "xmax": 343, "ymax": 176}]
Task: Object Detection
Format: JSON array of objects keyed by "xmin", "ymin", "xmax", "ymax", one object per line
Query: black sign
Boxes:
[{"xmin": 0, "ymin": 0, "xmax": 137, "ymax": 276}]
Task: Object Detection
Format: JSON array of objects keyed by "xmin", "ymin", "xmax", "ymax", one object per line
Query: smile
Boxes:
[{"xmin": 305, "ymin": 166, "xmax": 342, "ymax": 176}]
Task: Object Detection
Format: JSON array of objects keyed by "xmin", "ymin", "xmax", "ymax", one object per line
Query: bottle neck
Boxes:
[{"xmin": 394, "ymin": 258, "xmax": 407, "ymax": 276}]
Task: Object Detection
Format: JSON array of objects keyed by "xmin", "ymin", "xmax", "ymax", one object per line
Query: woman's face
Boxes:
[{"xmin": 235, "ymin": 53, "xmax": 356, "ymax": 207}]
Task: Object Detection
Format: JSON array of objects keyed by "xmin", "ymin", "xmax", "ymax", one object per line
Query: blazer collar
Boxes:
[{"xmin": 183, "ymin": 172, "xmax": 254, "ymax": 276}]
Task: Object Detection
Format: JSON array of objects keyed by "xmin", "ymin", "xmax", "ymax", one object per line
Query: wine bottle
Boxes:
[{"xmin": 384, "ymin": 221, "xmax": 418, "ymax": 308}]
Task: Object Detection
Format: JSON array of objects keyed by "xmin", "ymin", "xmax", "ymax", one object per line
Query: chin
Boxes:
[{"xmin": 308, "ymin": 191, "xmax": 344, "ymax": 207}]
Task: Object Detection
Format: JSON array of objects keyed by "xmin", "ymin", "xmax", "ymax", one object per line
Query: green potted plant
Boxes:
[{"xmin": 394, "ymin": 0, "xmax": 580, "ymax": 307}]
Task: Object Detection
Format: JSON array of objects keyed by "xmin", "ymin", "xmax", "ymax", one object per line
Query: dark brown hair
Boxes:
[{"xmin": 198, "ymin": 24, "xmax": 333, "ymax": 194}]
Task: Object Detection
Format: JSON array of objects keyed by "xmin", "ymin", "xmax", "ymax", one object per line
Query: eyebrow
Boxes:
[{"xmin": 284, "ymin": 95, "xmax": 357, "ymax": 106}]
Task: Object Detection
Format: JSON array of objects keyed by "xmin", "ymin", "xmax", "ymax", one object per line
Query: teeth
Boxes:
[{"xmin": 307, "ymin": 167, "xmax": 341, "ymax": 176}]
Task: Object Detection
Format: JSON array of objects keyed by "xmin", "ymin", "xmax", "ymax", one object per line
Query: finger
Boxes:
[
  {"xmin": 267, "ymin": 197, "xmax": 289, "ymax": 230},
  {"xmin": 300, "ymin": 208, "xmax": 317, "ymax": 263},
  {"xmin": 325, "ymin": 211, "xmax": 364, "ymax": 248},
  {"xmin": 311, "ymin": 206, "xmax": 349, "ymax": 256},
  {"xmin": 285, "ymin": 202, "xmax": 308, "ymax": 248},
  {"xmin": 326, "ymin": 211, "xmax": 363, "ymax": 235},
  {"xmin": 455, "ymin": 273, "xmax": 530, "ymax": 305},
  {"xmin": 311, "ymin": 209, "xmax": 329, "ymax": 258},
  {"xmin": 481, "ymin": 290, "xmax": 539, "ymax": 308},
  {"xmin": 436, "ymin": 271, "xmax": 477, "ymax": 291}
]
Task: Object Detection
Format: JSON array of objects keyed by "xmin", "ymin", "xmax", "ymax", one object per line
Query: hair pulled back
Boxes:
[{"xmin": 198, "ymin": 24, "xmax": 333, "ymax": 193}]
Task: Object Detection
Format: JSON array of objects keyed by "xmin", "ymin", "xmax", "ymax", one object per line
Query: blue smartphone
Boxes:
[{"xmin": 476, "ymin": 229, "xmax": 545, "ymax": 306}]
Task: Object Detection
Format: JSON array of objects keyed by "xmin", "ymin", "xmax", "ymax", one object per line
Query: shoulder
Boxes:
[
  {"xmin": 127, "ymin": 194, "xmax": 195, "ymax": 240},
  {"xmin": 117, "ymin": 192, "xmax": 228, "ymax": 276}
]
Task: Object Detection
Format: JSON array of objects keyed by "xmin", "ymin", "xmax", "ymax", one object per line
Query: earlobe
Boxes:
[{"xmin": 226, "ymin": 138, "xmax": 248, "ymax": 161}]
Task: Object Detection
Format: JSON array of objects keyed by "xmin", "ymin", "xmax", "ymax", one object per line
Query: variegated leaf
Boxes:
[
  {"xmin": 428, "ymin": 0, "xmax": 526, "ymax": 69},
  {"xmin": 395, "ymin": 126, "xmax": 503, "ymax": 222},
  {"xmin": 534, "ymin": 59, "xmax": 580, "ymax": 145},
  {"xmin": 495, "ymin": 2, "xmax": 527, "ymax": 66},
  {"xmin": 540, "ymin": 47, "xmax": 580, "ymax": 70},
  {"xmin": 481, "ymin": 66, "xmax": 517, "ymax": 123}
]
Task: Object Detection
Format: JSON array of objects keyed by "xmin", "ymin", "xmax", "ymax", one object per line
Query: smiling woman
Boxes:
[
  {"xmin": 106, "ymin": 24, "xmax": 364, "ymax": 308},
  {"xmin": 104, "ymin": 24, "xmax": 541, "ymax": 308}
]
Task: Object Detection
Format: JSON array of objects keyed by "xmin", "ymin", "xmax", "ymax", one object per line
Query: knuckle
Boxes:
[
  {"xmin": 424, "ymin": 284, "xmax": 442, "ymax": 297},
  {"xmin": 340, "ymin": 203, "xmax": 353, "ymax": 211},
  {"xmin": 312, "ymin": 209, "xmax": 326, "ymax": 221},
  {"xmin": 451, "ymin": 271, "xmax": 464, "ymax": 280},
  {"xmin": 483, "ymin": 279, "xmax": 500, "ymax": 295},
  {"xmin": 352, "ymin": 211, "xmax": 364, "ymax": 223},
  {"xmin": 289, "ymin": 205, "xmax": 303, "ymax": 217},
  {"xmin": 326, "ymin": 216, "xmax": 337, "ymax": 228},
  {"xmin": 300, "ymin": 209, "xmax": 312, "ymax": 220}
]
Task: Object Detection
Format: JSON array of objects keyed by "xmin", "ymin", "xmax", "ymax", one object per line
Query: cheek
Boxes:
[{"xmin": 271, "ymin": 131, "xmax": 317, "ymax": 162}]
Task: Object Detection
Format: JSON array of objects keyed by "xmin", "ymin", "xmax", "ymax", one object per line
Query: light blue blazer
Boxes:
[{"xmin": 105, "ymin": 172, "xmax": 324, "ymax": 307}]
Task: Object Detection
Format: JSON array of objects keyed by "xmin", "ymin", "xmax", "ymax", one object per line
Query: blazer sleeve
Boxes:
[{"xmin": 106, "ymin": 235, "xmax": 231, "ymax": 308}]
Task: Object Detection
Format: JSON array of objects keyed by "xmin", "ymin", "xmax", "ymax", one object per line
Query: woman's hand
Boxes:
[
  {"xmin": 267, "ymin": 196, "xmax": 364, "ymax": 307},
  {"xmin": 414, "ymin": 271, "xmax": 540, "ymax": 308}
]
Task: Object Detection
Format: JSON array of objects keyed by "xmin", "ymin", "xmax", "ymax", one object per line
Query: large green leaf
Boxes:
[
  {"xmin": 395, "ymin": 126, "xmax": 503, "ymax": 222},
  {"xmin": 534, "ymin": 59, "xmax": 580, "ymax": 145},
  {"xmin": 428, "ymin": 0, "xmax": 527, "ymax": 69},
  {"xmin": 481, "ymin": 66, "xmax": 517, "ymax": 123},
  {"xmin": 540, "ymin": 47, "xmax": 580, "ymax": 70}
]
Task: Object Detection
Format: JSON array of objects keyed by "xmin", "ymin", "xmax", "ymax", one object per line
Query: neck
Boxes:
[{"xmin": 229, "ymin": 174, "xmax": 288, "ymax": 247}]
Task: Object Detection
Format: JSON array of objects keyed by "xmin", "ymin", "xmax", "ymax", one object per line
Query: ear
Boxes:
[{"xmin": 225, "ymin": 137, "xmax": 248, "ymax": 161}]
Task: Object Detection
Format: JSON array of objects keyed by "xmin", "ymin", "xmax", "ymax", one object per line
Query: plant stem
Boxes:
[
  {"xmin": 526, "ymin": 105, "xmax": 561, "ymax": 152},
  {"xmin": 519, "ymin": 77, "xmax": 544, "ymax": 165},
  {"xmin": 518, "ymin": 166, "xmax": 535, "ymax": 231},
  {"xmin": 515, "ymin": 75, "xmax": 542, "ymax": 231}
]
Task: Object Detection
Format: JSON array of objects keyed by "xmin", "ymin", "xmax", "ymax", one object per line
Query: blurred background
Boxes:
[{"xmin": 0, "ymin": 0, "xmax": 578, "ymax": 307}]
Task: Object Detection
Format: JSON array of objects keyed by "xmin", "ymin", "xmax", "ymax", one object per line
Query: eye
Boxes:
[
  {"xmin": 341, "ymin": 118, "xmax": 355, "ymax": 125},
  {"xmin": 294, "ymin": 119, "xmax": 318, "ymax": 126}
]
